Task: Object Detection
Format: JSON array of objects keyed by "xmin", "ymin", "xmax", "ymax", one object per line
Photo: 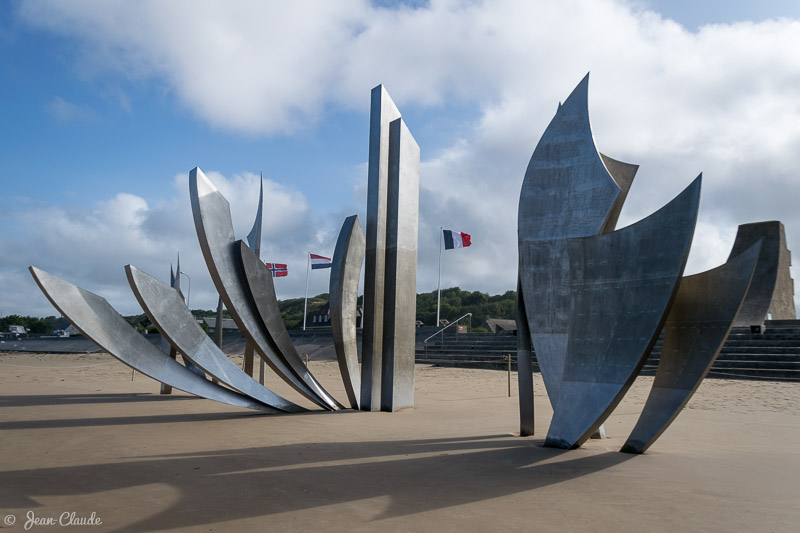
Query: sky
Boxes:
[{"xmin": 1, "ymin": 0, "xmax": 800, "ymax": 319}]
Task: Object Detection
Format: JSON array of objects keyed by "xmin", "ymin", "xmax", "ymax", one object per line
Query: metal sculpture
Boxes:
[
  {"xmin": 621, "ymin": 242, "xmax": 761, "ymax": 453},
  {"xmin": 125, "ymin": 265, "xmax": 305, "ymax": 413},
  {"xmin": 236, "ymin": 240, "xmax": 345, "ymax": 409},
  {"xmin": 361, "ymin": 84, "xmax": 402, "ymax": 411},
  {"xmin": 161, "ymin": 259, "xmax": 182, "ymax": 394},
  {"xmin": 729, "ymin": 221, "xmax": 796, "ymax": 326},
  {"xmin": 516, "ymin": 73, "xmax": 638, "ymax": 433},
  {"xmin": 242, "ymin": 177, "xmax": 265, "ymax": 379},
  {"xmin": 515, "ymin": 277, "xmax": 535, "ymax": 436},
  {"xmin": 330, "ymin": 215, "xmax": 365, "ymax": 409},
  {"xmin": 361, "ymin": 85, "xmax": 420, "ymax": 412},
  {"xmin": 598, "ymin": 153, "xmax": 639, "ymax": 233},
  {"xmin": 161, "ymin": 254, "xmax": 205, "ymax": 395},
  {"xmin": 29, "ymin": 266, "xmax": 275, "ymax": 412},
  {"xmin": 381, "ymin": 117, "xmax": 420, "ymax": 411},
  {"xmin": 543, "ymin": 177, "xmax": 700, "ymax": 449},
  {"xmin": 189, "ymin": 167, "xmax": 340, "ymax": 410}
]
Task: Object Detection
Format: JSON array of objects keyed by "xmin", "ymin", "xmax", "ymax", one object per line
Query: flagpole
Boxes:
[
  {"xmin": 437, "ymin": 226, "xmax": 443, "ymax": 328},
  {"xmin": 303, "ymin": 252, "xmax": 310, "ymax": 331}
]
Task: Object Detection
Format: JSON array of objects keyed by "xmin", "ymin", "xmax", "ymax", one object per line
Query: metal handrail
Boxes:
[{"xmin": 424, "ymin": 313, "xmax": 472, "ymax": 346}]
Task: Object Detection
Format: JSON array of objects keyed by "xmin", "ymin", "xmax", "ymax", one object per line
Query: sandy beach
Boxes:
[{"xmin": 1, "ymin": 350, "xmax": 799, "ymax": 532}]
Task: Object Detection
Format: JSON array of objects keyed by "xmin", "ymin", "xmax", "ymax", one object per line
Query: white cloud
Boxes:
[
  {"xmin": 0, "ymin": 171, "xmax": 336, "ymax": 316},
  {"xmin": 9, "ymin": 0, "xmax": 800, "ymax": 316}
]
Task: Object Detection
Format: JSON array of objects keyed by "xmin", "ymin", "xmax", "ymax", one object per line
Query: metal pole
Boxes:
[
  {"xmin": 508, "ymin": 354, "xmax": 511, "ymax": 397},
  {"xmin": 437, "ymin": 226, "xmax": 443, "ymax": 327},
  {"xmin": 303, "ymin": 252, "xmax": 310, "ymax": 331}
]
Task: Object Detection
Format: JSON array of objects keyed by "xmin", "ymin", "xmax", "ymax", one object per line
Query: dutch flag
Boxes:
[
  {"xmin": 443, "ymin": 230, "xmax": 472, "ymax": 250},
  {"xmin": 310, "ymin": 253, "xmax": 332, "ymax": 269}
]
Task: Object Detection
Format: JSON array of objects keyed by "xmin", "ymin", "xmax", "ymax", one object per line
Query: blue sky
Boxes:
[{"xmin": 2, "ymin": 0, "xmax": 800, "ymax": 318}]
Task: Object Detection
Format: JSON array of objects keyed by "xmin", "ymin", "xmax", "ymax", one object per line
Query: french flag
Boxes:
[
  {"xmin": 443, "ymin": 230, "xmax": 471, "ymax": 250},
  {"xmin": 310, "ymin": 253, "xmax": 332, "ymax": 269},
  {"xmin": 265, "ymin": 263, "xmax": 288, "ymax": 277}
]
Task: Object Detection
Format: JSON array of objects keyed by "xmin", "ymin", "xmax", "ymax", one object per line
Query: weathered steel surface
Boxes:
[
  {"xmin": 361, "ymin": 84, "xmax": 402, "ymax": 411},
  {"xmin": 728, "ymin": 221, "xmax": 796, "ymax": 326},
  {"xmin": 162, "ymin": 263, "xmax": 180, "ymax": 394},
  {"xmin": 621, "ymin": 243, "xmax": 760, "ymax": 453},
  {"xmin": 543, "ymin": 177, "xmax": 701, "ymax": 449},
  {"xmin": 214, "ymin": 297, "xmax": 224, "ymax": 348},
  {"xmin": 237, "ymin": 240, "xmax": 344, "ymax": 409},
  {"xmin": 381, "ymin": 117, "xmax": 420, "ymax": 412},
  {"xmin": 518, "ymin": 74, "xmax": 621, "ymax": 243},
  {"xmin": 242, "ymin": 178, "xmax": 264, "ymax": 379},
  {"xmin": 189, "ymin": 166, "xmax": 337, "ymax": 410},
  {"xmin": 330, "ymin": 215, "xmax": 365, "ymax": 409},
  {"xmin": 161, "ymin": 259, "xmax": 179, "ymax": 394},
  {"xmin": 161, "ymin": 255, "xmax": 201, "ymax": 394},
  {"xmin": 29, "ymin": 266, "xmax": 273, "ymax": 412},
  {"xmin": 125, "ymin": 265, "xmax": 305, "ymax": 413},
  {"xmin": 598, "ymin": 153, "xmax": 638, "ymax": 234},
  {"xmin": 518, "ymin": 74, "xmax": 636, "ymax": 409},
  {"xmin": 515, "ymin": 275, "xmax": 535, "ymax": 436},
  {"xmin": 247, "ymin": 178, "xmax": 264, "ymax": 254}
]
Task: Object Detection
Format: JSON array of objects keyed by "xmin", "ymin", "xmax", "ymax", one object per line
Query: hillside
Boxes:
[{"xmin": 6, "ymin": 288, "xmax": 515, "ymax": 334}]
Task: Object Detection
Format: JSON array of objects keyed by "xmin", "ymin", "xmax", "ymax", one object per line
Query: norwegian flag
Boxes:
[{"xmin": 265, "ymin": 262, "xmax": 288, "ymax": 277}]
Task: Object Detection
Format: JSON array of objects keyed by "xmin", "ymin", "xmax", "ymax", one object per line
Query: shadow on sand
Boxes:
[
  {"xmin": 0, "ymin": 393, "xmax": 198, "ymax": 408},
  {"xmin": 0, "ymin": 430, "xmax": 634, "ymax": 531}
]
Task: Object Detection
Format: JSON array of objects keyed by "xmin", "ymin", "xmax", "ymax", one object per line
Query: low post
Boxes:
[{"xmin": 507, "ymin": 354, "xmax": 511, "ymax": 397}]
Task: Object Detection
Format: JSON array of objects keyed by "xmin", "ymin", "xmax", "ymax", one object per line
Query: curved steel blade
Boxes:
[
  {"xmin": 28, "ymin": 266, "xmax": 275, "ymax": 413},
  {"xmin": 238, "ymin": 241, "xmax": 344, "ymax": 409},
  {"xmin": 518, "ymin": 74, "xmax": 638, "ymax": 410},
  {"xmin": 189, "ymin": 166, "xmax": 337, "ymax": 410},
  {"xmin": 329, "ymin": 215, "xmax": 365, "ymax": 409},
  {"xmin": 125, "ymin": 265, "xmax": 306, "ymax": 413},
  {"xmin": 543, "ymin": 176, "xmax": 701, "ymax": 449},
  {"xmin": 621, "ymin": 241, "xmax": 760, "ymax": 453}
]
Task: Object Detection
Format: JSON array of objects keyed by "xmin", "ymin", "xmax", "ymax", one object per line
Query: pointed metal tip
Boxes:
[
  {"xmin": 686, "ymin": 173, "xmax": 703, "ymax": 194},
  {"xmin": 561, "ymin": 74, "xmax": 590, "ymax": 111},
  {"xmin": 190, "ymin": 167, "xmax": 217, "ymax": 198},
  {"xmin": 28, "ymin": 266, "xmax": 59, "ymax": 292}
]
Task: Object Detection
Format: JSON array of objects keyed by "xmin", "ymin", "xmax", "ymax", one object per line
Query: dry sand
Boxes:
[{"xmin": 1, "ymin": 351, "xmax": 799, "ymax": 532}]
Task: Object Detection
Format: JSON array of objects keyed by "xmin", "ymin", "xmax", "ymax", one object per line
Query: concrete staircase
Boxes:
[
  {"xmin": 643, "ymin": 321, "xmax": 800, "ymax": 381},
  {"xmin": 416, "ymin": 331, "xmax": 522, "ymax": 371},
  {"xmin": 416, "ymin": 320, "xmax": 800, "ymax": 381}
]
